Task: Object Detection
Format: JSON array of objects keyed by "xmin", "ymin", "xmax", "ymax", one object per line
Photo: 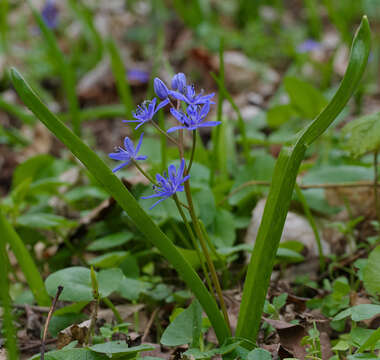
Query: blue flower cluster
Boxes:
[
  {"xmin": 41, "ymin": 0, "xmax": 59, "ymax": 29},
  {"xmin": 109, "ymin": 72, "xmax": 220, "ymax": 208}
]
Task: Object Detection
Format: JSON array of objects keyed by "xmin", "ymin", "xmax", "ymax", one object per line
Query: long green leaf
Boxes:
[
  {"xmin": 0, "ymin": 222, "xmax": 19, "ymax": 359},
  {"xmin": 107, "ymin": 39, "xmax": 134, "ymax": 119},
  {"xmin": 0, "ymin": 208, "xmax": 51, "ymax": 306},
  {"xmin": 236, "ymin": 16, "xmax": 371, "ymax": 345},
  {"xmin": 29, "ymin": 1, "xmax": 80, "ymax": 136},
  {"xmin": 10, "ymin": 68, "xmax": 230, "ymax": 345}
]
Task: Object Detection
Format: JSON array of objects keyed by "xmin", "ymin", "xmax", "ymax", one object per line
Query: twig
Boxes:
[
  {"xmin": 41, "ymin": 286, "xmax": 63, "ymax": 360},
  {"xmin": 141, "ymin": 308, "xmax": 159, "ymax": 342}
]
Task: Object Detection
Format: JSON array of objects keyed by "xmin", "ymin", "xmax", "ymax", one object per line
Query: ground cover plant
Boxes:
[{"xmin": 0, "ymin": 1, "xmax": 380, "ymax": 359}]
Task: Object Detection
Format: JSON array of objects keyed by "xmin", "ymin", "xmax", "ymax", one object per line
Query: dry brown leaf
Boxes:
[{"xmin": 264, "ymin": 318, "xmax": 307, "ymax": 359}]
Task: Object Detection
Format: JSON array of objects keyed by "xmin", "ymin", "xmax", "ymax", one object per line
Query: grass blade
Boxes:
[
  {"xmin": 10, "ymin": 68, "xmax": 230, "ymax": 345},
  {"xmin": 107, "ymin": 39, "xmax": 134, "ymax": 118},
  {"xmin": 0, "ymin": 225, "xmax": 19, "ymax": 360},
  {"xmin": 0, "ymin": 208, "xmax": 51, "ymax": 306},
  {"xmin": 236, "ymin": 16, "xmax": 371, "ymax": 345},
  {"xmin": 29, "ymin": 1, "xmax": 80, "ymax": 136}
]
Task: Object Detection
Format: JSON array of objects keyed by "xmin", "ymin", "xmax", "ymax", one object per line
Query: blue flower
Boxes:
[
  {"xmin": 297, "ymin": 39, "xmax": 321, "ymax": 53},
  {"xmin": 127, "ymin": 69, "xmax": 150, "ymax": 83},
  {"xmin": 169, "ymin": 84, "xmax": 215, "ymax": 106},
  {"xmin": 141, "ymin": 159, "xmax": 190, "ymax": 209},
  {"xmin": 109, "ymin": 133, "xmax": 147, "ymax": 173},
  {"xmin": 167, "ymin": 103, "xmax": 220, "ymax": 133},
  {"xmin": 123, "ymin": 98, "xmax": 169, "ymax": 129},
  {"xmin": 171, "ymin": 73, "xmax": 187, "ymax": 93},
  {"xmin": 154, "ymin": 77, "xmax": 169, "ymax": 99},
  {"xmin": 41, "ymin": 0, "xmax": 59, "ymax": 29}
]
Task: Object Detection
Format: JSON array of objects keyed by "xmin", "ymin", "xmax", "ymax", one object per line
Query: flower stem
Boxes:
[
  {"xmin": 102, "ymin": 297, "xmax": 123, "ymax": 324},
  {"xmin": 132, "ymin": 160, "xmax": 156, "ymax": 185},
  {"xmin": 188, "ymin": 130, "xmax": 197, "ymax": 173},
  {"xmin": 151, "ymin": 120, "xmax": 179, "ymax": 146},
  {"xmin": 182, "ymin": 180, "xmax": 231, "ymax": 331},
  {"xmin": 173, "ymin": 194, "xmax": 214, "ymax": 293},
  {"xmin": 374, "ymin": 150, "xmax": 380, "ymax": 222}
]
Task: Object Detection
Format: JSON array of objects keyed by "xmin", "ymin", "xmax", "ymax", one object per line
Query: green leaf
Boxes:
[
  {"xmin": 89, "ymin": 342, "xmax": 154, "ymax": 358},
  {"xmin": 183, "ymin": 343, "xmax": 240, "ymax": 359},
  {"xmin": 334, "ymin": 304, "xmax": 380, "ymax": 321},
  {"xmin": 45, "ymin": 267, "xmax": 93, "ymax": 302},
  {"xmin": 210, "ymin": 209, "xmax": 236, "ymax": 248},
  {"xmin": 45, "ymin": 267, "xmax": 123, "ymax": 302},
  {"xmin": 97, "ymin": 268, "xmax": 124, "ymax": 298},
  {"xmin": 247, "ymin": 348, "xmax": 272, "ymax": 360},
  {"xmin": 161, "ymin": 300, "xmax": 202, "ymax": 347},
  {"xmin": 267, "ymin": 104, "xmax": 296, "ymax": 128},
  {"xmin": 88, "ymin": 251, "xmax": 128, "ymax": 268},
  {"xmin": 358, "ymin": 327, "xmax": 380, "ymax": 352},
  {"xmin": 236, "ymin": 16, "xmax": 371, "ymax": 346},
  {"xmin": 64, "ymin": 186, "xmax": 108, "ymax": 203},
  {"xmin": 284, "ymin": 76, "xmax": 328, "ymax": 119},
  {"xmin": 12, "ymin": 154, "xmax": 54, "ymax": 188},
  {"xmin": 118, "ymin": 277, "xmax": 151, "ymax": 301},
  {"xmin": 276, "ymin": 247, "xmax": 304, "ymax": 263},
  {"xmin": 29, "ymin": 348, "xmax": 106, "ymax": 360},
  {"xmin": 343, "ymin": 112, "xmax": 380, "ymax": 157},
  {"xmin": 302, "ymin": 165, "xmax": 372, "ymax": 184},
  {"xmin": 17, "ymin": 213, "xmax": 77, "ymax": 229},
  {"xmin": 363, "ymin": 245, "xmax": 380, "ymax": 295},
  {"xmin": 350, "ymin": 327, "xmax": 380, "ymax": 350},
  {"xmin": 0, "ymin": 209, "xmax": 51, "ymax": 306},
  {"xmin": 88, "ymin": 231, "xmax": 133, "ymax": 251}
]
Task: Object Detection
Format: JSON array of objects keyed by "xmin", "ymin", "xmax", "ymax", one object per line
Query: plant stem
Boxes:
[
  {"xmin": 173, "ymin": 194, "xmax": 214, "ymax": 293},
  {"xmin": 170, "ymin": 219, "xmax": 192, "ymax": 249},
  {"xmin": 211, "ymin": 72, "xmax": 250, "ymax": 163},
  {"xmin": 188, "ymin": 130, "xmax": 197, "ymax": 173},
  {"xmin": 182, "ymin": 180, "xmax": 231, "ymax": 331},
  {"xmin": 41, "ymin": 286, "xmax": 63, "ymax": 360},
  {"xmin": 132, "ymin": 160, "xmax": 156, "ymax": 185},
  {"xmin": 158, "ymin": 111, "xmax": 167, "ymax": 171},
  {"xmin": 374, "ymin": 151, "xmax": 380, "ymax": 222},
  {"xmin": 151, "ymin": 120, "xmax": 179, "ymax": 146},
  {"xmin": 211, "ymin": 37, "xmax": 225, "ymax": 185},
  {"xmin": 102, "ymin": 297, "xmax": 123, "ymax": 324}
]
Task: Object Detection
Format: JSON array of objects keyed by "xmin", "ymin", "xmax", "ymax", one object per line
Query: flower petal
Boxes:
[
  {"xmin": 155, "ymin": 98, "xmax": 170, "ymax": 113},
  {"xmin": 112, "ymin": 162, "xmax": 129, "ymax": 173},
  {"xmin": 135, "ymin": 132, "xmax": 144, "ymax": 154},
  {"xmin": 167, "ymin": 126, "xmax": 186, "ymax": 133}
]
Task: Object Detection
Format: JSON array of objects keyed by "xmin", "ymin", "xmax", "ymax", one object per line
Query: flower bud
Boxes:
[
  {"xmin": 171, "ymin": 73, "xmax": 186, "ymax": 93},
  {"xmin": 153, "ymin": 77, "xmax": 169, "ymax": 99}
]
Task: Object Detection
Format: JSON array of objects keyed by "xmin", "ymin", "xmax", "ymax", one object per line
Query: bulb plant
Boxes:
[{"xmin": 8, "ymin": 15, "xmax": 371, "ymax": 355}]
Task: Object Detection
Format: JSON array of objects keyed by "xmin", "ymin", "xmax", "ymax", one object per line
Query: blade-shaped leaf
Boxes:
[
  {"xmin": 236, "ymin": 16, "xmax": 371, "ymax": 345},
  {"xmin": 10, "ymin": 68, "xmax": 230, "ymax": 345}
]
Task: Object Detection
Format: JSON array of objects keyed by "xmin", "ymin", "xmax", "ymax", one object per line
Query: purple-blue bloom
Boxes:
[
  {"xmin": 168, "ymin": 103, "xmax": 220, "ymax": 133},
  {"xmin": 124, "ymin": 98, "xmax": 169, "ymax": 129},
  {"xmin": 154, "ymin": 77, "xmax": 169, "ymax": 99},
  {"xmin": 127, "ymin": 69, "xmax": 150, "ymax": 83},
  {"xmin": 171, "ymin": 73, "xmax": 187, "ymax": 93},
  {"xmin": 41, "ymin": 0, "xmax": 59, "ymax": 29},
  {"xmin": 141, "ymin": 159, "xmax": 190, "ymax": 209},
  {"xmin": 169, "ymin": 84, "xmax": 215, "ymax": 106},
  {"xmin": 297, "ymin": 39, "xmax": 321, "ymax": 53},
  {"xmin": 109, "ymin": 133, "xmax": 147, "ymax": 173}
]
